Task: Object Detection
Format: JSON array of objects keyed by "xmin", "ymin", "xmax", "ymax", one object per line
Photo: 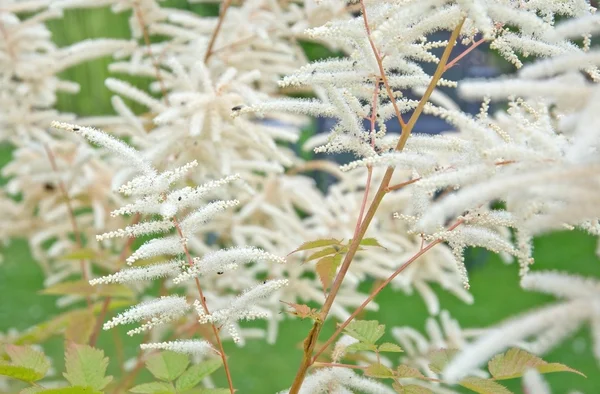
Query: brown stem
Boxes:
[
  {"xmin": 313, "ymin": 362, "xmax": 367, "ymax": 370},
  {"xmin": 386, "ymin": 178, "xmax": 421, "ymax": 192},
  {"xmin": 287, "ymin": 15, "xmax": 466, "ymax": 393},
  {"xmin": 360, "ymin": 1, "xmax": 406, "ymax": 129},
  {"xmin": 313, "ymin": 220, "xmax": 464, "ymax": 362},
  {"xmin": 89, "ymin": 296, "xmax": 111, "ymax": 347},
  {"xmin": 354, "ymin": 82, "xmax": 380, "ymax": 237},
  {"xmin": 444, "ymin": 37, "xmax": 486, "ymax": 71},
  {"xmin": 133, "ymin": 3, "xmax": 169, "ymax": 104},
  {"xmin": 173, "ymin": 218, "xmax": 235, "ymax": 394},
  {"xmin": 204, "ymin": 0, "xmax": 232, "ymax": 63},
  {"xmin": 43, "ymin": 144, "xmax": 92, "ymax": 307}
]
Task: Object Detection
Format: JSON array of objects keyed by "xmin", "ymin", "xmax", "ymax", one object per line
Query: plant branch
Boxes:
[
  {"xmin": 444, "ymin": 36, "xmax": 486, "ymax": 71},
  {"xmin": 173, "ymin": 218, "xmax": 235, "ymax": 394},
  {"xmin": 354, "ymin": 82, "xmax": 380, "ymax": 237},
  {"xmin": 89, "ymin": 296, "xmax": 111, "ymax": 347},
  {"xmin": 204, "ymin": 0, "xmax": 232, "ymax": 63},
  {"xmin": 133, "ymin": 3, "xmax": 169, "ymax": 104},
  {"xmin": 360, "ymin": 1, "xmax": 406, "ymax": 129},
  {"xmin": 313, "ymin": 219, "xmax": 464, "ymax": 362},
  {"xmin": 43, "ymin": 144, "xmax": 91, "ymax": 307},
  {"xmin": 287, "ymin": 15, "xmax": 465, "ymax": 393}
]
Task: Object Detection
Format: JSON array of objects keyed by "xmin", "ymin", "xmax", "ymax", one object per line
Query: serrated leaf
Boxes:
[
  {"xmin": 344, "ymin": 320, "xmax": 385, "ymax": 344},
  {"xmin": 378, "ymin": 343, "xmax": 403, "ymax": 353},
  {"xmin": 459, "ymin": 377, "xmax": 512, "ymax": 394},
  {"xmin": 392, "ymin": 383, "xmax": 433, "ymax": 394},
  {"xmin": 0, "ymin": 364, "xmax": 45, "ymax": 382},
  {"xmin": 15, "ymin": 301, "xmax": 132, "ymax": 345},
  {"xmin": 130, "ymin": 382, "xmax": 175, "ymax": 393},
  {"xmin": 289, "ymin": 238, "xmax": 341, "ymax": 254},
  {"xmin": 63, "ymin": 344, "xmax": 112, "ymax": 390},
  {"xmin": 35, "ymin": 387, "xmax": 102, "ymax": 394},
  {"xmin": 146, "ymin": 351, "xmax": 189, "ymax": 382},
  {"xmin": 280, "ymin": 301, "xmax": 320, "ymax": 321},
  {"xmin": 5, "ymin": 345, "xmax": 49, "ymax": 377},
  {"xmin": 176, "ymin": 359, "xmax": 222, "ymax": 391},
  {"xmin": 487, "ymin": 348, "xmax": 585, "ymax": 380},
  {"xmin": 360, "ymin": 238, "xmax": 386, "ymax": 248},
  {"xmin": 42, "ymin": 280, "xmax": 93, "ymax": 296},
  {"xmin": 65, "ymin": 310, "xmax": 95, "ymax": 344},
  {"xmin": 315, "ymin": 254, "xmax": 342, "ymax": 290},
  {"xmin": 305, "ymin": 247, "xmax": 339, "ymax": 262},
  {"xmin": 365, "ymin": 363, "xmax": 394, "ymax": 379},
  {"xmin": 345, "ymin": 342, "xmax": 378, "ymax": 353},
  {"xmin": 427, "ymin": 348, "xmax": 458, "ymax": 374},
  {"xmin": 62, "ymin": 248, "xmax": 97, "ymax": 261},
  {"xmin": 396, "ymin": 364, "xmax": 425, "ymax": 379}
]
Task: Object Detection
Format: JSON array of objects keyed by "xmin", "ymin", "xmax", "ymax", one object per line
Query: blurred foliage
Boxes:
[{"xmin": 0, "ymin": 5, "xmax": 598, "ymax": 394}]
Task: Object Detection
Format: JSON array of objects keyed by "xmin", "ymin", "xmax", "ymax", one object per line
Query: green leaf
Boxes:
[
  {"xmin": 15, "ymin": 301, "xmax": 132, "ymax": 345},
  {"xmin": 5, "ymin": 345, "xmax": 50, "ymax": 377},
  {"xmin": 364, "ymin": 363, "xmax": 394, "ymax": 379},
  {"xmin": 378, "ymin": 342, "xmax": 403, "ymax": 353},
  {"xmin": 289, "ymin": 239, "xmax": 341, "ymax": 254},
  {"xmin": 305, "ymin": 247, "xmax": 339, "ymax": 262},
  {"xmin": 344, "ymin": 320, "xmax": 385, "ymax": 344},
  {"xmin": 427, "ymin": 348, "xmax": 458, "ymax": 374},
  {"xmin": 459, "ymin": 377, "xmax": 512, "ymax": 394},
  {"xmin": 487, "ymin": 348, "xmax": 585, "ymax": 380},
  {"xmin": 176, "ymin": 359, "xmax": 222, "ymax": 391},
  {"xmin": 392, "ymin": 383, "xmax": 433, "ymax": 394},
  {"xmin": 197, "ymin": 389, "xmax": 231, "ymax": 394},
  {"xmin": 62, "ymin": 248, "xmax": 97, "ymax": 261},
  {"xmin": 315, "ymin": 254, "xmax": 342, "ymax": 290},
  {"xmin": 345, "ymin": 342, "xmax": 378, "ymax": 353},
  {"xmin": 130, "ymin": 382, "xmax": 175, "ymax": 393},
  {"xmin": 42, "ymin": 280, "xmax": 134, "ymax": 299},
  {"xmin": 63, "ymin": 344, "xmax": 112, "ymax": 390},
  {"xmin": 65, "ymin": 310, "xmax": 95, "ymax": 344},
  {"xmin": 146, "ymin": 351, "xmax": 189, "ymax": 382},
  {"xmin": 396, "ymin": 364, "xmax": 425, "ymax": 379},
  {"xmin": 359, "ymin": 238, "xmax": 386, "ymax": 248},
  {"xmin": 35, "ymin": 387, "xmax": 103, "ymax": 394},
  {"xmin": 0, "ymin": 364, "xmax": 45, "ymax": 382}
]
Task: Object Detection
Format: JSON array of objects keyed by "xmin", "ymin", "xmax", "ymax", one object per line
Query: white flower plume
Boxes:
[
  {"xmin": 104, "ymin": 295, "xmax": 191, "ymax": 336},
  {"xmin": 195, "ymin": 279, "xmax": 288, "ymax": 343},
  {"xmin": 140, "ymin": 340, "xmax": 217, "ymax": 357}
]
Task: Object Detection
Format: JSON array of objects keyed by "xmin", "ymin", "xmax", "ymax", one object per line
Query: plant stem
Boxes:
[
  {"xmin": 173, "ymin": 218, "xmax": 235, "ymax": 394},
  {"xmin": 204, "ymin": 0, "xmax": 232, "ymax": 63},
  {"xmin": 313, "ymin": 220, "xmax": 464, "ymax": 362},
  {"xmin": 360, "ymin": 1, "xmax": 406, "ymax": 129},
  {"xmin": 287, "ymin": 16, "xmax": 466, "ymax": 394},
  {"xmin": 133, "ymin": 3, "xmax": 169, "ymax": 104},
  {"xmin": 43, "ymin": 144, "xmax": 92, "ymax": 307}
]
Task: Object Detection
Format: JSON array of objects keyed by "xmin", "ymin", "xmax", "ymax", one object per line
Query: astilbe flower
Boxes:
[
  {"xmin": 245, "ymin": 0, "xmax": 599, "ymax": 290},
  {"xmin": 51, "ymin": 120, "xmax": 287, "ymax": 351},
  {"xmin": 0, "ymin": 1, "xmax": 134, "ymax": 143}
]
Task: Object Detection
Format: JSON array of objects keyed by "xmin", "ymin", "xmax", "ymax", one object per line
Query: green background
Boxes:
[{"xmin": 1, "ymin": 4, "xmax": 598, "ymax": 393}]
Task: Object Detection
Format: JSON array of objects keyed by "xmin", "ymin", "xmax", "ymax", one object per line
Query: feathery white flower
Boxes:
[
  {"xmin": 195, "ymin": 279, "xmax": 288, "ymax": 343},
  {"xmin": 140, "ymin": 340, "xmax": 217, "ymax": 357},
  {"xmin": 51, "ymin": 121, "xmax": 156, "ymax": 176},
  {"xmin": 104, "ymin": 296, "xmax": 191, "ymax": 336},
  {"xmin": 174, "ymin": 247, "xmax": 285, "ymax": 284},
  {"xmin": 89, "ymin": 260, "xmax": 183, "ymax": 285}
]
